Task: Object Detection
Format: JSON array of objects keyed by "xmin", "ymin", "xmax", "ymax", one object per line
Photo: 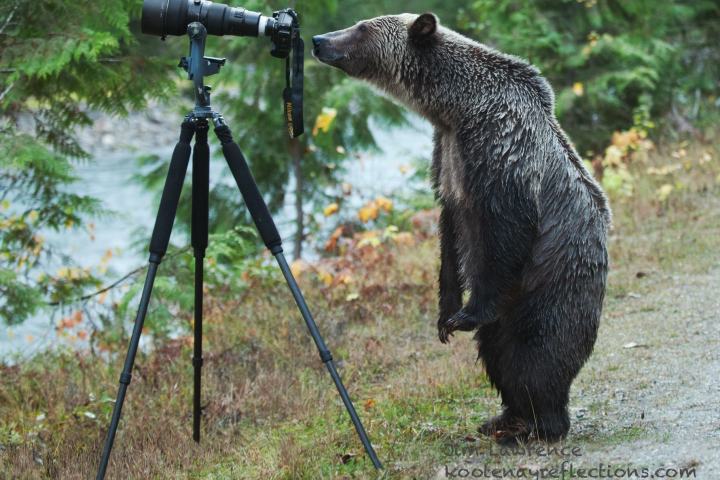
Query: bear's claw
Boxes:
[
  {"xmin": 479, "ymin": 413, "xmax": 529, "ymax": 444},
  {"xmin": 447, "ymin": 310, "xmax": 481, "ymax": 331},
  {"xmin": 437, "ymin": 321, "xmax": 453, "ymax": 344},
  {"xmin": 438, "ymin": 309, "xmax": 480, "ymax": 343}
]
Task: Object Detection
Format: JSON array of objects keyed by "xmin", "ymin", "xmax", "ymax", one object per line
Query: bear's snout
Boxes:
[
  {"xmin": 311, "ymin": 31, "xmax": 347, "ymax": 66},
  {"xmin": 311, "ymin": 34, "xmax": 330, "ymax": 59},
  {"xmin": 311, "ymin": 35, "xmax": 328, "ymax": 50}
]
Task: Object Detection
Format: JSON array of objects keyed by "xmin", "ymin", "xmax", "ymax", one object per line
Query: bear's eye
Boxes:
[{"xmin": 359, "ymin": 23, "xmax": 368, "ymax": 33}]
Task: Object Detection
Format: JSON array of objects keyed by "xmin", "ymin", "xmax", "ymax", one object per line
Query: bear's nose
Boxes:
[{"xmin": 312, "ymin": 35, "xmax": 328, "ymax": 49}]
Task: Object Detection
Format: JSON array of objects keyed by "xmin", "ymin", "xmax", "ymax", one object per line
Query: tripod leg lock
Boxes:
[
  {"xmin": 319, "ymin": 349, "xmax": 333, "ymax": 363},
  {"xmin": 119, "ymin": 372, "xmax": 132, "ymax": 385},
  {"xmin": 192, "ymin": 356, "xmax": 204, "ymax": 368}
]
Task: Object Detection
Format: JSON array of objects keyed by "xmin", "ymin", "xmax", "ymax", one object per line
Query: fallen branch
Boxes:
[{"xmin": 47, "ymin": 246, "xmax": 192, "ymax": 306}]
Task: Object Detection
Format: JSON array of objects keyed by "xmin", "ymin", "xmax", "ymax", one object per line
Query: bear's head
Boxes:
[{"xmin": 312, "ymin": 13, "xmax": 440, "ymax": 94}]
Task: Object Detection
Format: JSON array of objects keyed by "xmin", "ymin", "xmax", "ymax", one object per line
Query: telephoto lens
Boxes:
[{"xmin": 141, "ymin": 0, "xmax": 269, "ymax": 38}]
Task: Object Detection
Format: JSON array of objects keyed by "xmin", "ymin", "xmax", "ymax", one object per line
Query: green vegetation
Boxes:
[
  {"xmin": 0, "ymin": 0, "xmax": 169, "ymax": 323},
  {"xmin": 465, "ymin": 0, "xmax": 720, "ymax": 153}
]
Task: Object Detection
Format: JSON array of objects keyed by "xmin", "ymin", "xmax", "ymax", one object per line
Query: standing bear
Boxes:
[{"xmin": 313, "ymin": 13, "xmax": 611, "ymax": 443}]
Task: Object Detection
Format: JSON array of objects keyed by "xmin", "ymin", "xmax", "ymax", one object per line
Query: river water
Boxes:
[{"xmin": 0, "ymin": 113, "xmax": 432, "ymax": 360}]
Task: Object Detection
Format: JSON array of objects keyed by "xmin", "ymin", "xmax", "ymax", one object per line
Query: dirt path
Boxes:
[
  {"xmin": 569, "ymin": 265, "xmax": 720, "ymax": 475},
  {"xmin": 437, "ymin": 238, "xmax": 720, "ymax": 478}
]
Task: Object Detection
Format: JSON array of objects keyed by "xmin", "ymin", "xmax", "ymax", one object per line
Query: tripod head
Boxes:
[
  {"xmin": 179, "ymin": 22, "xmax": 225, "ymax": 118},
  {"xmin": 171, "ymin": 6, "xmax": 304, "ymax": 136}
]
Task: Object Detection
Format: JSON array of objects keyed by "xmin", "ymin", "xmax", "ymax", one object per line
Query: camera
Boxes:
[
  {"xmin": 140, "ymin": 0, "xmax": 303, "ymax": 137},
  {"xmin": 141, "ymin": 0, "xmax": 297, "ymax": 59}
]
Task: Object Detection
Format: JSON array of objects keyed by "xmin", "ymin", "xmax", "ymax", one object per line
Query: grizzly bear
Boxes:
[{"xmin": 313, "ymin": 13, "xmax": 611, "ymax": 443}]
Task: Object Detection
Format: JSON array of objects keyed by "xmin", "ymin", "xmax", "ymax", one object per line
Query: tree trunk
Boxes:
[{"xmin": 290, "ymin": 137, "xmax": 304, "ymax": 259}]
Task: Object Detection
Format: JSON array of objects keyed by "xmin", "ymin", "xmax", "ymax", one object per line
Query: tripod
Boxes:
[{"xmin": 95, "ymin": 22, "xmax": 382, "ymax": 479}]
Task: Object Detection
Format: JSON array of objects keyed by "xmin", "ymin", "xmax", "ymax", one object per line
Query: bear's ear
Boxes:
[{"xmin": 409, "ymin": 12, "xmax": 438, "ymax": 45}]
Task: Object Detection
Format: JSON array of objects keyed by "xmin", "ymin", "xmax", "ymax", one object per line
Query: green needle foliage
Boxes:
[
  {"xmin": 462, "ymin": 0, "xmax": 720, "ymax": 154},
  {"xmin": 0, "ymin": 0, "xmax": 170, "ymax": 324}
]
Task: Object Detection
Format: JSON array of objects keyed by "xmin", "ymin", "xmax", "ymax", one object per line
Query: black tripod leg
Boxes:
[
  {"xmin": 213, "ymin": 120, "xmax": 383, "ymax": 470},
  {"xmin": 96, "ymin": 119, "xmax": 194, "ymax": 480},
  {"xmin": 191, "ymin": 120, "xmax": 209, "ymax": 443}
]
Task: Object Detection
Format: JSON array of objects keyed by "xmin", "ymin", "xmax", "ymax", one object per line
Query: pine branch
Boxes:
[{"xmin": 46, "ymin": 246, "xmax": 192, "ymax": 307}]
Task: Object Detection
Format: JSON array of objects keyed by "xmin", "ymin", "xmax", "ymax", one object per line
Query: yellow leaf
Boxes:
[
  {"xmin": 291, "ymin": 259, "xmax": 309, "ymax": 277},
  {"xmin": 572, "ymin": 82, "xmax": 584, "ymax": 96},
  {"xmin": 312, "ymin": 107, "xmax": 337, "ymax": 136},
  {"xmin": 375, "ymin": 196, "xmax": 393, "ymax": 213},
  {"xmin": 357, "ymin": 231, "xmax": 381, "ymax": 248},
  {"xmin": 346, "ymin": 292, "xmax": 360, "ymax": 302},
  {"xmin": 671, "ymin": 149, "xmax": 687, "ymax": 159},
  {"xmin": 358, "ymin": 204, "xmax": 379, "ymax": 223},
  {"xmin": 323, "ymin": 202, "xmax": 339, "ymax": 217},
  {"xmin": 317, "ymin": 269, "xmax": 333, "ymax": 287},
  {"xmin": 383, "ymin": 225, "xmax": 399, "ymax": 239},
  {"xmin": 0, "ymin": 200, "xmax": 9, "ymax": 211},
  {"xmin": 27, "ymin": 210, "xmax": 39, "ymax": 223},
  {"xmin": 611, "ymin": 129, "xmax": 641, "ymax": 151},
  {"xmin": 603, "ymin": 145, "xmax": 624, "ymax": 167},
  {"xmin": 656, "ymin": 184, "xmax": 673, "ymax": 202},
  {"xmin": 646, "ymin": 164, "xmax": 681, "ymax": 175}
]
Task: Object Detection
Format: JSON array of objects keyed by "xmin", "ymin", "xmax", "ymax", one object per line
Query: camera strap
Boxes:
[{"xmin": 283, "ymin": 13, "xmax": 304, "ymax": 138}]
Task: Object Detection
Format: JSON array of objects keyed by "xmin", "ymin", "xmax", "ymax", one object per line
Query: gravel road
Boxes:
[{"xmin": 437, "ymin": 231, "xmax": 720, "ymax": 479}]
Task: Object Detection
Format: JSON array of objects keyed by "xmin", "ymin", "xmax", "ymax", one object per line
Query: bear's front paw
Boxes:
[
  {"xmin": 438, "ymin": 308, "xmax": 477, "ymax": 343},
  {"xmin": 449, "ymin": 309, "xmax": 481, "ymax": 330}
]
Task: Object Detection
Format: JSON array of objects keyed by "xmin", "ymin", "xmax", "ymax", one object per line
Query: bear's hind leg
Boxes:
[
  {"xmin": 475, "ymin": 324, "xmax": 532, "ymax": 442},
  {"xmin": 478, "ymin": 324, "xmax": 574, "ymax": 444},
  {"xmin": 498, "ymin": 355, "xmax": 572, "ymax": 443},
  {"xmin": 481, "ymin": 384, "xmax": 570, "ymax": 444}
]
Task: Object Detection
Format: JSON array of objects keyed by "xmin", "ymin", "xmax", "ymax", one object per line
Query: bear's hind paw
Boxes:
[{"xmin": 479, "ymin": 413, "xmax": 529, "ymax": 444}]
